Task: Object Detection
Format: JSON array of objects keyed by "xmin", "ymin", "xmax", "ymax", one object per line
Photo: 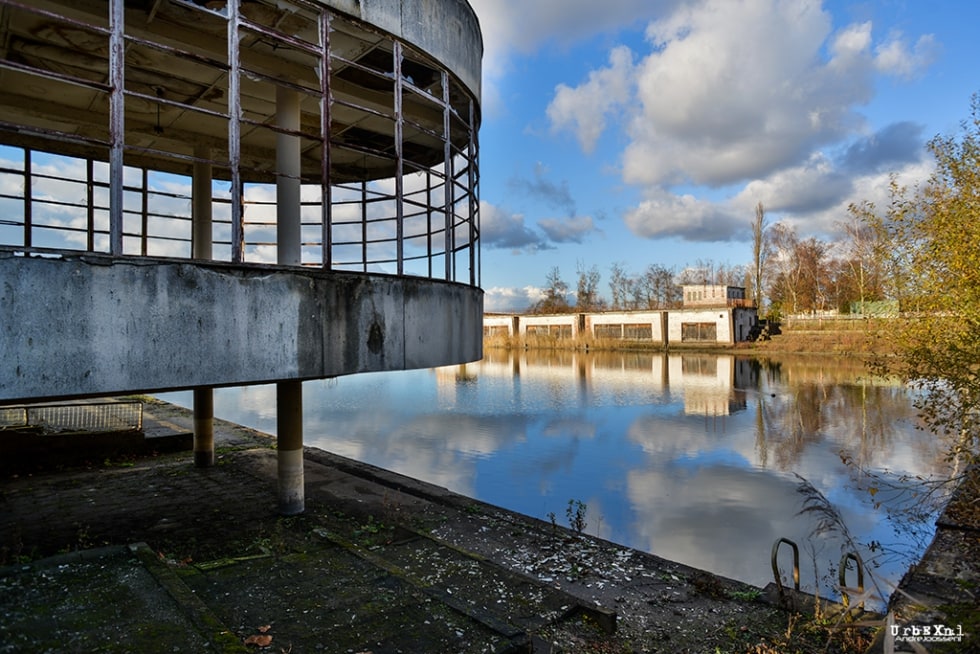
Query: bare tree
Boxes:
[
  {"xmin": 676, "ymin": 264, "xmax": 710, "ymax": 285},
  {"xmin": 835, "ymin": 215, "xmax": 888, "ymax": 313},
  {"xmin": 575, "ymin": 261, "xmax": 603, "ymax": 311},
  {"xmin": 714, "ymin": 262, "xmax": 748, "ymax": 287},
  {"xmin": 768, "ymin": 223, "xmax": 830, "ymax": 315},
  {"xmin": 768, "ymin": 222, "xmax": 800, "ymax": 314},
  {"xmin": 532, "ymin": 266, "xmax": 570, "ymax": 313},
  {"xmin": 641, "ymin": 263, "xmax": 679, "ymax": 308},
  {"xmin": 608, "ymin": 262, "xmax": 631, "ymax": 310},
  {"xmin": 751, "ymin": 202, "xmax": 770, "ymax": 309},
  {"xmin": 795, "ymin": 237, "xmax": 830, "ymax": 313},
  {"xmin": 675, "ymin": 260, "xmax": 746, "ymax": 287}
]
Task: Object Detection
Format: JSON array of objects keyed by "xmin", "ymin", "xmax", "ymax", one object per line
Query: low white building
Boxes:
[{"xmin": 486, "ymin": 302, "xmax": 758, "ymax": 346}]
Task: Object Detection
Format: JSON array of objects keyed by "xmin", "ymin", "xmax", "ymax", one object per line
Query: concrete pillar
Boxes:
[
  {"xmin": 277, "ymin": 380, "xmax": 304, "ymax": 515},
  {"xmin": 276, "ymin": 85, "xmax": 304, "ymax": 514},
  {"xmin": 192, "ymin": 388, "xmax": 214, "ymax": 467},
  {"xmin": 192, "ymin": 144, "xmax": 212, "ymax": 260},
  {"xmin": 192, "ymin": 145, "xmax": 214, "ymax": 467},
  {"xmin": 276, "ymin": 86, "xmax": 302, "ymax": 266}
]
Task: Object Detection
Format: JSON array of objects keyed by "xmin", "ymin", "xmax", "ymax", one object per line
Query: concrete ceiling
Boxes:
[{"xmin": 0, "ymin": 0, "xmax": 476, "ymax": 182}]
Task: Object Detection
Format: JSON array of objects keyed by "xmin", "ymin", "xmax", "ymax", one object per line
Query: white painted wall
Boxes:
[{"xmin": 666, "ymin": 309, "xmax": 734, "ymax": 344}]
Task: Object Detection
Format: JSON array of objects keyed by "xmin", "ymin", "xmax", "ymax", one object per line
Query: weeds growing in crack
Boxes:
[
  {"xmin": 352, "ymin": 515, "xmax": 394, "ymax": 547},
  {"xmin": 566, "ymin": 499, "xmax": 588, "ymax": 535},
  {"xmin": 547, "ymin": 499, "xmax": 587, "ymax": 538}
]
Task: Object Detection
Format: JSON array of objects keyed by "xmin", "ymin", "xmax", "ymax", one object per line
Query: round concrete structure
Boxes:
[
  {"xmin": 0, "ymin": 0, "xmax": 484, "ymax": 401},
  {"xmin": 0, "ymin": 0, "xmax": 483, "ymax": 516}
]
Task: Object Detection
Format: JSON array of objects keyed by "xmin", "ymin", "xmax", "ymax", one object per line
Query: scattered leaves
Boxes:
[{"xmin": 244, "ymin": 634, "xmax": 273, "ymax": 647}]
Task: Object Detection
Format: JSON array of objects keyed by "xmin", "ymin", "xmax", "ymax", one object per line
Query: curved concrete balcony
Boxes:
[
  {"xmin": 0, "ymin": 0, "xmax": 484, "ymax": 405},
  {"xmin": 0, "ymin": 251, "xmax": 483, "ymax": 403}
]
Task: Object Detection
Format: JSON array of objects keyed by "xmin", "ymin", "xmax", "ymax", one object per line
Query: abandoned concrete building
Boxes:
[{"xmin": 0, "ymin": 0, "xmax": 484, "ymax": 513}]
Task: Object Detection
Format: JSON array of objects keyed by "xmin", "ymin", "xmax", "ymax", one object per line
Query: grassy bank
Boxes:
[
  {"xmin": 485, "ymin": 318, "xmax": 895, "ymax": 356},
  {"xmin": 745, "ymin": 326, "xmax": 889, "ymax": 356}
]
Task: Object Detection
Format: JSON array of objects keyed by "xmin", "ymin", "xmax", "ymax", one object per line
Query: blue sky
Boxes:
[{"xmin": 469, "ymin": 0, "xmax": 980, "ymax": 311}]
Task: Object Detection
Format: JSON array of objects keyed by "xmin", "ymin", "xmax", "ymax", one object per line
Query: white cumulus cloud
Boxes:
[
  {"xmin": 547, "ymin": 46, "xmax": 635, "ymax": 153},
  {"xmin": 483, "ymin": 285, "xmax": 544, "ymax": 313},
  {"xmin": 874, "ymin": 33, "xmax": 939, "ymax": 79},
  {"xmin": 541, "ymin": 0, "xmax": 937, "ymax": 244}
]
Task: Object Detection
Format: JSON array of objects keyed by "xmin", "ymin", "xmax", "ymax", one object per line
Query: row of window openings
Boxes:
[
  {"xmin": 686, "ymin": 289, "xmax": 743, "ymax": 301},
  {"xmin": 491, "ymin": 323, "xmax": 720, "ymax": 342}
]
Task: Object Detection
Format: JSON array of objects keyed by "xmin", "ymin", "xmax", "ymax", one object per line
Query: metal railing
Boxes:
[
  {"xmin": 0, "ymin": 401, "xmax": 143, "ymax": 433},
  {"xmin": 0, "ymin": 0, "xmax": 480, "ymax": 286}
]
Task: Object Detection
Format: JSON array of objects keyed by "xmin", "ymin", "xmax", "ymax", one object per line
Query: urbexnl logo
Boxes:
[{"xmin": 891, "ymin": 623, "xmax": 966, "ymax": 644}]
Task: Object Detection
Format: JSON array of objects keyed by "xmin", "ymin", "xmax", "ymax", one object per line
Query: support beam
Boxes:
[
  {"xmin": 192, "ymin": 145, "xmax": 215, "ymax": 467},
  {"xmin": 192, "ymin": 144, "xmax": 213, "ymax": 261},
  {"xmin": 192, "ymin": 388, "xmax": 214, "ymax": 468},
  {"xmin": 276, "ymin": 381, "xmax": 304, "ymax": 515},
  {"xmin": 276, "ymin": 85, "xmax": 304, "ymax": 514},
  {"xmin": 276, "ymin": 85, "xmax": 302, "ymax": 266}
]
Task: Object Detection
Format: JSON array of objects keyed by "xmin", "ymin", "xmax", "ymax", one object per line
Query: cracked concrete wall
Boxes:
[{"xmin": 0, "ymin": 254, "xmax": 483, "ymax": 404}]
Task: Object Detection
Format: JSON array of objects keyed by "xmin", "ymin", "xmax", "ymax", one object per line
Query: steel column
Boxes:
[
  {"xmin": 468, "ymin": 99, "xmax": 479, "ymax": 287},
  {"xmin": 228, "ymin": 0, "xmax": 243, "ymax": 263},
  {"xmin": 442, "ymin": 71, "xmax": 453, "ymax": 281},
  {"xmin": 320, "ymin": 11, "xmax": 333, "ymax": 269},
  {"xmin": 108, "ymin": 0, "xmax": 125, "ymax": 255},
  {"xmin": 140, "ymin": 168, "xmax": 149, "ymax": 256},
  {"xmin": 23, "ymin": 149, "xmax": 31, "ymax": 249},
  {"xmin": 86, "ymin": 158, "xmax": 95, "ymax": 251},
  {"xmin": 393, "ymin": 41, "xmax": 404, "ymax": 275},
  {"xmin": 361, "ymin": 180, "xmax": 368, "ymax": 271}
]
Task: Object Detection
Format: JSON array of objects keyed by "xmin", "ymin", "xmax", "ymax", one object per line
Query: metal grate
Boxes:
[
  {"xmin": 14, "ymin": 401, "xmax": 143, "ymax": 434},
  {"xmin": 0, "ymin": 407, "xmax": 28, "ymax": 428}
]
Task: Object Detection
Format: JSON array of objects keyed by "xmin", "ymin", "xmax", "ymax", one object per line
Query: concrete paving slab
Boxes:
[
  {"xmin": 0, "ymin": 544, "xmax": 240, "ymax": 653},
  {"xmin": 1, "ymin": 397, "xmax": 916, "ymax": 653}
]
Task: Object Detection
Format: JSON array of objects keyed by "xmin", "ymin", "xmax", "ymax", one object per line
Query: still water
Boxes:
[{"xmin": 161, "ymin": 350, "xmax": 951, "ymax": 606}]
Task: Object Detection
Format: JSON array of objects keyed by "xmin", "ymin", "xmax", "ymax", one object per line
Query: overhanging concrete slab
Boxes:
[{"xmin": 0, "ymin": 253, "xmax": 483, "ymax": 403}]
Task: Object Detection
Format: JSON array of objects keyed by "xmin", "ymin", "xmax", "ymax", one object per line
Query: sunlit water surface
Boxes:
[{"xmin": 160, "ymin": 350, "xmax": 952, "ymax": 607}]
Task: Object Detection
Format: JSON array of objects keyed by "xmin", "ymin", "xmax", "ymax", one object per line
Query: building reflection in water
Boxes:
[{"xmin": 160, "ymin": 349, "xmax": 950, "ymax": 609}]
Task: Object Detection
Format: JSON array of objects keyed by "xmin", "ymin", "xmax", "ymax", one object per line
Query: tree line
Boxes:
[{"xmin": 531, "ymin": 203, "xmax": 890, "ymax": 319}]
